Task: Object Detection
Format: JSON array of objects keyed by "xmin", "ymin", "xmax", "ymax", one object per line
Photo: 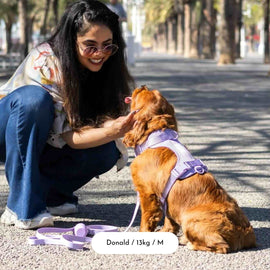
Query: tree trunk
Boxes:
[
  {"xmin": 18, "ymin": 0, "xmax": 29, "ymax": 59},
  {"xmin": 168, "ymin": 16, "xmax": 177, "ymax": 53},
  {"xmin": 28, "ymin": 15, "xmax": 36, "ymax": 48},
  {"xmin": 200, "ymin": 0, "xmax": 216, "ymax": 59},
  {"xmin": 235, "ymin": 0, "xmax": 243, "ymax": 59},
  {"xmin": 264, "ymin": 0, "xmax": 270, "ymax": 63},
  {"xmin": 52, "ymin": 0, "xmax": 59, "ymax": 25},
  {"xmin": 176, "ymin": 8, "xmax": 184, "ymax": 54},
  {"xmin": 5, "ymin": 19, "xmax": 13, "ymax": 53},
  {"xmin": 190, "ymin": 1, "xmax": 199, "ymax": 58},
  {"xmin": 156, "ymin": 23, "xmax": 167, "ymax": 53},
  {"xmin": 153, "ymin": 31, "xmax": 158, "ymax": 52},
  {"xmin": 218, "ymin": 0, "xmax": 237, "ymax": 65},
  {"xmin": 40, "ymin": 0, "xmax": 51, "ymax": 36},
  {"xmin": 165, "ymin": 21, "xmax": 169, "ymax": 52},
  {"xmin": 184, "ymin": 3, "xmax": 191, "ymax": 57},
  {"xmin": 174, "ymin": 0, "xmax": 184, "ymax": 55}
]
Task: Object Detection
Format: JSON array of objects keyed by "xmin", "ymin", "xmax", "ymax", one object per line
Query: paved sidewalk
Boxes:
[{"xmin": 0, "ymin": 52, "xmax": 270, "ymax": 270}]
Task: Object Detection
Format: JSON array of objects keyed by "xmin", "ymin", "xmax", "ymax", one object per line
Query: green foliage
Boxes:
[
  {"xmin": 0, "ymin": 1, "xmax": 17, "ymax": 23},
  {"xmin": 0, "ymin": 0, "xmax": 17, "ymax": 5},
  {"xmin": 143, "ymin": 0, "xmax": 174, "ymax": 38},
  {"xmin": 144, "ymin": 0, "xmax": 174, "ymax": 24},
  {"xmin": 243, "ymin": 0, "xmax": 263, "ymax": 27}
]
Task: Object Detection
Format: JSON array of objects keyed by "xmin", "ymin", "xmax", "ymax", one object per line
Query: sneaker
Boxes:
[
  {"xmin": 0, "ymin": 207, "xmax": 17, "ymax": 226},
  {"xmin": 1, "ymin": 207, "xmax": 54, "ymax": 229},
  {"xmin": 47, "ymin": 202, "xmax": 79, "ymax": 216}
]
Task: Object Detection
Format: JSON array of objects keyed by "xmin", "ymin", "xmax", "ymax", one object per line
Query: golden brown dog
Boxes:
[{"xmin": 123, "ymin": 86, "xmax": 256, "ymax": 253}]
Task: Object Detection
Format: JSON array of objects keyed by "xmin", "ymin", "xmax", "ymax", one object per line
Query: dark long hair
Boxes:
[{"xmin": 46, "ymin": 0, "xmax": 134, "ymax": 129}]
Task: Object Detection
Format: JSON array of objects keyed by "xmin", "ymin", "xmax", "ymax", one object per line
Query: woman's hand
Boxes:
[{"xmin": 103, "ymin": 111, "xmax": 136, "ymax": 138}]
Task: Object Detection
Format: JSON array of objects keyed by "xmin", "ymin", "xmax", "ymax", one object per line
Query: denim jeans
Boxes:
[{"xmin": 0, "ymin": 85, "xmax": 120, "ymax": 220}]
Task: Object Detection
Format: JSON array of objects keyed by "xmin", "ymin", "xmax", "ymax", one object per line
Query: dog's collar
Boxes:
[{"xmin": 135, "ymin": 129, "xmax": 208, "ymax": 216}]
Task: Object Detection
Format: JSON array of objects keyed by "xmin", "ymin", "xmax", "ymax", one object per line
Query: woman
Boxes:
[{"xmin": 0, "ymin": 0, "xmax": 135, "ymax": 229}]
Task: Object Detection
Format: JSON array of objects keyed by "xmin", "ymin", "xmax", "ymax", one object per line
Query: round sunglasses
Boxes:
[{"xmin": 78, "ymin": 43, "xmax": 119, "ymax": 57}]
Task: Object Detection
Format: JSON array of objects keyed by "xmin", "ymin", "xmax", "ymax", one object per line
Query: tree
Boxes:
[
  {"xmin": 40, "ymin": 0, "xmax": 51, "ymax": 37},
  {"xmin": 182, "ymin": 0, "xmax": 200, "ymax": 58},
  {"xmin": 235, "ymin": 0, "xmax": 243, "ymax": 58},
  {"xmin": 200, "ymin": 0, "xmax": 216, "ymax": 59},
  {"xmin": 218, "ymin": 0, "xmax": 237, "ymax": 65},
  {"xmin": 174, "ymin": 0, "xmax": 185, "ymax": 55},
  {"xmin": 0, "ymin": 1, "xmax": 18, "ymax": 53},
  {"xmin": 263, "ymin": 0, "xmax": 270, "ymax": 63},
  {"xmin": 144, "ymin": 0, "xmax": 174, "ymax": 52},
  {"xmin": 184, "ymin": 1, "xmax": 191, "ymax": 57},
  {"xmin": 189, "ymin": 0, "xmax": 199, "ymax": 58},
  {"xmin": 52, "ymin": 0, "xmax": 59, "ymax": 25},
  {"xmin": 18, "ymin": 0, "xmax": 29, "ymax": 59}
]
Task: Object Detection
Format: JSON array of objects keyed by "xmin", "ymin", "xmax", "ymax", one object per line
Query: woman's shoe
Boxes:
[
  {"xmin": 0, "ymin": 207, "xmax": 54, "ymax": 229},
  {"xmin": 47, "ymin": 202, "xmax": 79, "ymax": 216}
]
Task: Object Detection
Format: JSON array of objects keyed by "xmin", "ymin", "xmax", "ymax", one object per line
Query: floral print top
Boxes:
[{"xmin": 0, "ymin": 43, "xmax": 128, "ymax": 170}]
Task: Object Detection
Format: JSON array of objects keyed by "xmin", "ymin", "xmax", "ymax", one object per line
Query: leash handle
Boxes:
[
  {"xmin": 28, "ymin": 234, "xmax": 88, "ymax": 249},
  {"xmin": 28, "ymin": 223, "xmax": 118, "ymax": 250}
]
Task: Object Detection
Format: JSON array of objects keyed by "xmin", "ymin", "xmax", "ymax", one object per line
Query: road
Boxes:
[{"xmin": 0, "ymin": 52, "xmax": 269, "ymax": 270}]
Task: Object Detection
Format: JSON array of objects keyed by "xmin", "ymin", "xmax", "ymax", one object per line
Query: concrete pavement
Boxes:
[{"xmin": 0, "ymin": 52, "xmax": 269, "ymax": 270}]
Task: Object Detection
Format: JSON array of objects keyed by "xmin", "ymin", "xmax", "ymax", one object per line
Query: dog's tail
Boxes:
[{"xmin": 243, "ymin": 225, "xmax": 256, "ymax": 249}]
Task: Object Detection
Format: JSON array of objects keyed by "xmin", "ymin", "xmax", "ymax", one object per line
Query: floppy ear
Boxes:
[
  {"xmin": 147, "ymin": 90, "xmax": 178, "ymax": 132},
  {"xmin": 123, "ymin": 88, "xmax": 178, "ymax": 148},
  {"xmin": 123, "ymin": 114, "xmax": 178, "ymax": 148},
  {"xmin": 148, "ymin": 114, "xmax": 178, "ymax": 132},
  {"xmin": 123, "ymin": 118, "xmax": 149, "ymax": 148}
]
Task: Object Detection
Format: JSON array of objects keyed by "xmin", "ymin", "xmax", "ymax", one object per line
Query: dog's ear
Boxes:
[
  {"xmin": 123, "ymin": 113, "xmax": 178, "ymax": 148},
  {"xmin": 148, "ymin": 114, "xmax": 178, "ymax": 132},
  {"xmin": 123, "ymin": 119, "xmax": 149, "ymax": 147},
  {"xmin": 146, "ymin": 90, "xmax": 178, "ymax": 132},
  {"xmin": 123, "ymin": 88, "xmax": 178, "ymax": 147}
]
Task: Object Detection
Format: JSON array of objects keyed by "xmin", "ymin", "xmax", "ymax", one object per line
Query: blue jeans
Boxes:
[{"xmin": 0, "ymin": 85, "xmax": 120, "ymax": 220}]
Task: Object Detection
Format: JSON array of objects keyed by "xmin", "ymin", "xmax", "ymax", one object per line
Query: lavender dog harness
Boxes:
[{"xmin": 135, "ymin": 129, "xmax": 208, "ymax": 215}]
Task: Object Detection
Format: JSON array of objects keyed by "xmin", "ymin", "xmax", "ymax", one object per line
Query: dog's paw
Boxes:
[
  {"xmin": 186, "ymin": 242, "xmax": 195, "ymax": 250},
  {"xmin": 179, "ymin": 235, "xmax": 189, "ymax": 245}
]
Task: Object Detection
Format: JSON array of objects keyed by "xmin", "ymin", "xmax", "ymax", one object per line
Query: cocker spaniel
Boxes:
[{"xmin": 123, "ymin": 86, "xmax": 256, "ymax": 253}]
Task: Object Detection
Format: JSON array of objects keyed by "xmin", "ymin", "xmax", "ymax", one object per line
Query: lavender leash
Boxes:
[
  {"xmin": 28, "ymin": 197, "xmax": 141, "ymax": 250},
  {"xmin": 28, "ymin": 223, "xmax": 118, "ymax": 250},
  {"xmin": 124, "ymin": 192, "xmax": 140, "ymax": 232}
]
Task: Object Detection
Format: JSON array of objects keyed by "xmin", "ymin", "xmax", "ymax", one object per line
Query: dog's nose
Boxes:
[{"xmin": 125, "ymin": 97, "xmax": 132, "ymax": 104}]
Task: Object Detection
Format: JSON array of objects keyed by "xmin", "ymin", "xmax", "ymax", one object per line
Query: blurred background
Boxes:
[{"xmin": 0, "ymin": 0, "xmax": 269, "ymax": 69}]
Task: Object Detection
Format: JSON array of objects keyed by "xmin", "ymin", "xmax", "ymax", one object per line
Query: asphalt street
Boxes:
[{"xmin": 0, "ymin": 52, "xmax": 269, "ymax": 270}]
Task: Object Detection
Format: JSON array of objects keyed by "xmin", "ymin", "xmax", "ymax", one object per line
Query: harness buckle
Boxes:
[{"xmin": 194, "ymin": 165, "xmax": 205, "ymax": 174}]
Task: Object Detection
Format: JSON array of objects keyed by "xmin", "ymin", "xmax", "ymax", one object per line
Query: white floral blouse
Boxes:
[{"xmin": 0, "ymin": 43, "xmax": 128, "ymax": 170}]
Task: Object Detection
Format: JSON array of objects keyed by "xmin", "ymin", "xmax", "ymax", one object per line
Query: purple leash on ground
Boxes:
[{"xmin": 28, "ymin": 223, "xmax": 118, "ymax": 250}]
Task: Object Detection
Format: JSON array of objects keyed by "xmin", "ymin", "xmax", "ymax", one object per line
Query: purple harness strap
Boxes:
[{"xmin": 135, "ymin": 129, "xmax": 208, "ymax": 215}]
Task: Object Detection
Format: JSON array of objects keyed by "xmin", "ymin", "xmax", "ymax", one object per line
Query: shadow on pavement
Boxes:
[
  {"xmin": 242, "ymin": 207, "xmax": 270, "ymax": 222},
  {"xmin": 55, "ymin": 203, "xmax": 141, "ymax": 228},
  {"xmin": 253, "ymin": 227, "xmax": 270, "ymax": 250}
]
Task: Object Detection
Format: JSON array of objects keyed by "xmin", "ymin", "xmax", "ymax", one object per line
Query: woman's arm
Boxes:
[{"xmin": 61, "ymin": 111, "xmax": 136, "ymax": 149}]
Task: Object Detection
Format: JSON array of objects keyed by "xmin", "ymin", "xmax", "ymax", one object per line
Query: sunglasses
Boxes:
[{"xmin": 78, "ymin": 43, "xmax": 119, "ymax": 57}]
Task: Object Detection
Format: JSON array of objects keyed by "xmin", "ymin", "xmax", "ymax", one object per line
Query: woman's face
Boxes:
[{"xmin": 76, "ymin": 23, "xmax": 113, "ymax": 72}]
